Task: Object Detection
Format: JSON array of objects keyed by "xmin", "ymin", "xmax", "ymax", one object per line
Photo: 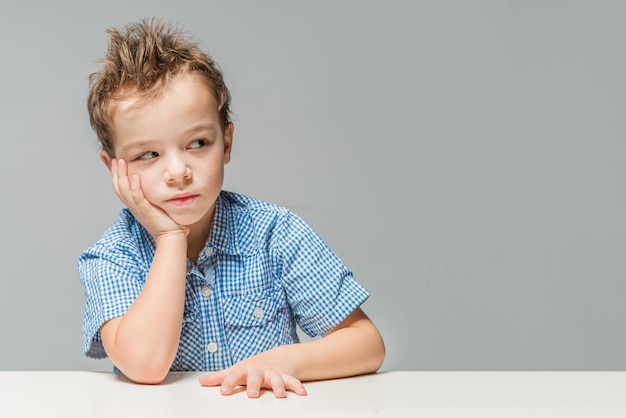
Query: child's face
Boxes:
[{"xmin": 101, "ymin": 74, "xmax": 233, "ymax": 230}]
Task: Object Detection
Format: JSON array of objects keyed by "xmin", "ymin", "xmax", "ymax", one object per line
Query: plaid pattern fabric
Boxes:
[{"xmin": 79, "ymin": 191, "xmax": 369, "ymax": 371}]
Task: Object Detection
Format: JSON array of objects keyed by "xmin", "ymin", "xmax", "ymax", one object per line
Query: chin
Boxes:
[
  {"xmin": 170, "ymin": 211, "xmax": 212, "ymax": 229},
  {"xmin": 171, "ymin": 216, "xmax": 202, "ymax": 227}
]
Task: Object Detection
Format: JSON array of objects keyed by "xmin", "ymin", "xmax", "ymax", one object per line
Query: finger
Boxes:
[
  {"xmin": 282, "ymin": 375, "xmax": 307, "ymax": 396},
  {"xmin": 117, "ymin": 161, "xmax": 149, "ymax": 211},
  {"xmin": 129, "ymin": 174, "xmax": 147, "ymax": 206},
  {"xmin": 116, "ymin": 158, "xmax": 129, "ymax": 183},
  {"xmin": 268, "ymin": 372, "xmax": 287, "ymax": 398},
  {"xmin": 110, "ymin": 158, "xmax": 120, "ymax": 196},
  {"xmin": 198, "ymin": 371, "xmax": 226, "ymax": 387},
  {"xmin": 117, "ymin": 158, "xmax": 128, "ymax": 175},
  {"xmin": 245, "ymin": 370, "xmax": 264, "ymax": 398},
  {"xmin": 114, "ymin": 159, "xmax": 132, "ymax": 202},
  {"xmin": 219, "ymin": 369, "xmax": 247, "ymax": 396}
]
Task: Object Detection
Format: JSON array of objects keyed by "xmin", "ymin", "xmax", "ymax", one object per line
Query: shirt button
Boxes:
[
  {"xmin": 253, "ymin": 307, "xmax": 264, "ymax": 319},
  {"xmin": 207, "ymin": 342, "xmax": 218, "ymax": 353},
  {"xmin": 205, "ymin": 247, "xmax": 214, "ymax": 256},
  {"xmin": 201, "ymin": 285, "xmax": 212, "ymax": 298}
]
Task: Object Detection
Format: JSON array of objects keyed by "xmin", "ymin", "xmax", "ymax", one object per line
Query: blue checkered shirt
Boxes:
[{"xmin": 79, "ymin": 191, "xmax": 369, "ymax": 371}]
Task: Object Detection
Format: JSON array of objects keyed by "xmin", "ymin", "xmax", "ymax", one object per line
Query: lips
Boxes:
[{"xmin": 166, "ymin": 193, "xmax": 198, "ymax": 206}]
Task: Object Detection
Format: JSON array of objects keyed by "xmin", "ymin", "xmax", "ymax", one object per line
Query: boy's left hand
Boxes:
[{"xmin": 198, "ymin": 358, "xmax": 307, "ymax": 398}]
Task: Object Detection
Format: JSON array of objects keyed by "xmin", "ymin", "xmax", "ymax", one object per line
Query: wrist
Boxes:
[{"xmin": 154, "ymin": 229, "xmax": 189, "ymax": 245}]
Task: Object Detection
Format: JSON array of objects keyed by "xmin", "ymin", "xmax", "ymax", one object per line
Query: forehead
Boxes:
[{"xmin": 111, "ymin": 73, "xmax": 217, "ymax": 117}]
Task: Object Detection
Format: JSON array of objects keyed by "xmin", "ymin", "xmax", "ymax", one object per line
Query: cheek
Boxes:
[
  {"xmin": 199, "ymin": 164, "xmax": 224, "ymax": 185},
  {"xmin": 130, "ymin": 169, "xmax": 160, "ymax": 201}
]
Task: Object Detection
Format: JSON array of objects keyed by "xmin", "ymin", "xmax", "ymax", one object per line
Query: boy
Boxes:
[{"xmin": 79, "ymin": 18, "xmax": 385, "ymax": 398}]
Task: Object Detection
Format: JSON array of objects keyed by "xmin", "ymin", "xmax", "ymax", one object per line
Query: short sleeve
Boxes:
[
  {"xmin": 78, "ymin": 240, "xmax": 147, "ymax": 358},
  {"xmin": 274, "ymin": 212, "xmax": 369, "ymax": 337}
]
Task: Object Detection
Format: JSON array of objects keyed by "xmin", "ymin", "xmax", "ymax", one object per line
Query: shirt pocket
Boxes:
[
  {"xmin": 222, "ymin": 290, "xmax": 287, "ymax": 363},
  {"xmin": 223, "ymin": 290, "xmax": 283, "ymax": 327}
]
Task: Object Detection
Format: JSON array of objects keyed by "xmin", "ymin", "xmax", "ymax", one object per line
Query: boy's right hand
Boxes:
[{"xmin": 111, "ymin": 158, "xmax": 189, "ymax": 241}]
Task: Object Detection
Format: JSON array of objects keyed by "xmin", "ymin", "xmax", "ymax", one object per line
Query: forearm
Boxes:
[
  {"xmin": 250, "ymin": 308, "xmax": 385, "ymax": 382},
  {"xmin": 101, "ymin": 233, "xmax": 188, "ymax": 383}
]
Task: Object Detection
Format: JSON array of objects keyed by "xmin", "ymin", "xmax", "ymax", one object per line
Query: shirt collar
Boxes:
[{"xmin": 205, "ymin": 192, "xmax": 258, "ymax": 257}]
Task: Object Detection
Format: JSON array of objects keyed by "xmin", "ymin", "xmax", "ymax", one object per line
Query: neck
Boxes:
[{"xmin": 185, "ymin": 204, "xmax": 216, "ymax": 263}]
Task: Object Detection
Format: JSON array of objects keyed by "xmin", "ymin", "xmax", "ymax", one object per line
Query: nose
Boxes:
[{"xmin": 164, "ymin": 154, "xmax": 192, "ymax": 183}]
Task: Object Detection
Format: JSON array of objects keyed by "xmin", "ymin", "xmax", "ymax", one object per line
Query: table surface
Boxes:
[{"xmin": 1, "ymin": 371, "xmax": 625, "ymax": 417}]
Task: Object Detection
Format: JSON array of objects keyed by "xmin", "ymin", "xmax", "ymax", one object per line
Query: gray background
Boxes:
[{"xmin": 1, "ymin": 0, "xmax": 625, "ymax": 372}]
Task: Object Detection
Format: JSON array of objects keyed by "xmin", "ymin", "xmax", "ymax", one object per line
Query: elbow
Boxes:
[
  {"xmin": 369, "ymin": 333, "xmax": 386, "ymax": 373},
  {"xmin": 107, "ymin": 346, "xmax": 176, "ymax": 384},
  {"xmin": 124, "ymin": 365, "xmax": 170, "ymax": 385},
  {"xmin": 350, "ymin": 313, "xmax": 386, "ymax": 374},
  {"xmin": 101, "ymin": 319, "xmax": 177, "ymax": 385},
  {"xmin": 115, "ymin": 357, "xmax": 172, "ymax": 385},
  {"xmin": 356, "ymin": 325, "xmax": 386, "ymax": 375}
]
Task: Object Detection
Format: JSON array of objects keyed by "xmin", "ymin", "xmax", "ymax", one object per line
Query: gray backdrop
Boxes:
[{"xmin": 1, "ymin": 0, "xmax": 625, "ymax": 372}]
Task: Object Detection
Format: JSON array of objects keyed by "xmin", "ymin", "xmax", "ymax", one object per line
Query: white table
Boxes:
[{"xmin": 1, "ymin": 371, "xmax": 625, "ymax": 417}]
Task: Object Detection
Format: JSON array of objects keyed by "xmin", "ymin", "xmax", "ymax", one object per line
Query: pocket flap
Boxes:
[{"xmin": 223, "ymin": 291, "xmax": 282, "ymax": 327}]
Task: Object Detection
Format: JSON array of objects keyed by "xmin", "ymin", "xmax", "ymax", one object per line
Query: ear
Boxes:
[
  {"xmin": 99, "ymin": 150, "xmax": 114, "ymax": 171},
  {"xmin": 223, "ymin": 122, "xmax": 234, "ymax": 164}
]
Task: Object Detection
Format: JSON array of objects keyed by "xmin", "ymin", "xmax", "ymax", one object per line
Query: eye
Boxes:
[
  {"xmin": 136, "ymin": 151, "xmax": 159, "ymax": 160},
  {"xmin": 188, "ymin": 139, "xmax": 208, "ymax": 149}
]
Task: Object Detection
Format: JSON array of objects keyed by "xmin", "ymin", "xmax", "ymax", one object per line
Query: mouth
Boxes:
[{"xmin": 166, "ymin": 193, "xmax": 198, "ymax": 206}]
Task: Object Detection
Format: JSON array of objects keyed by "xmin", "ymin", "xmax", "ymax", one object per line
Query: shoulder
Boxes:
[
  {"xmin": 219, "ymin": 191, "xmax": 290, "ymax": 216},
  {"xmin": 212, "ymin": 191, "xmax": 297, "ymax": 255},
  {"xmin": 79, "ymin": 209, "xmax": 154, "ymax": 266},
  {"xmin": 217, "ymin": 191, "xmax": 292, "ymax": 227}
]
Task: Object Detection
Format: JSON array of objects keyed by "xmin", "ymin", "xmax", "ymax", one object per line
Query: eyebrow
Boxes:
[
  {"xmin": 184, "ymin": 122, "xmax": 218, "ymax": 136},
  {"xmin": 117, "ymin": 140, "xmax": 158, "ymax": 156}
]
